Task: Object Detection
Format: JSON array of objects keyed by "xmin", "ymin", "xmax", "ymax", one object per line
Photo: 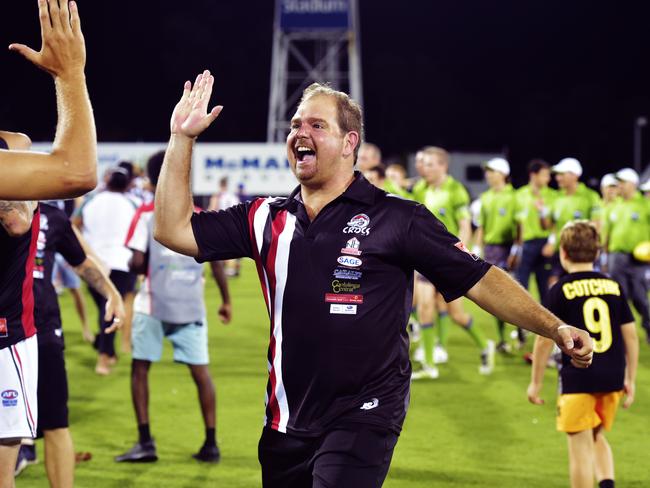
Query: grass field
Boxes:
[{"xmin": 17, "ymin": 260, "xmax": 650, "ymax": 487}]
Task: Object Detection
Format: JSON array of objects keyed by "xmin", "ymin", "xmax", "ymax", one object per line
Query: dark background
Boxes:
[{"xmin": 1, "ymin": 0, "xmax": 649, "ymax": 186}]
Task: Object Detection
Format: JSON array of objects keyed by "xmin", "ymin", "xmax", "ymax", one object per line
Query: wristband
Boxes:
[
  {"xmin": 540, "ymin": 206, "xmax": 550, "ymax": 218},
  {"xmin": 509, "ymin": 244, "xmax": 521, "ymax": 257}
]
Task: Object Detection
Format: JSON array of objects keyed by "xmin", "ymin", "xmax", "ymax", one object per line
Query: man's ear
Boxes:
[{"xmin": 342, "ymin": 131, "xmax": 360, "ymax": 160}]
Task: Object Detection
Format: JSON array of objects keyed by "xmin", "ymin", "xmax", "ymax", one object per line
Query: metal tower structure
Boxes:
[{"xmin": 267, "ymin": 0, "xmax": 363, "ymax": 142}]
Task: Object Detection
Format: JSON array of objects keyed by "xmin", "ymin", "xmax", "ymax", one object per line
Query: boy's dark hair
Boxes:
[
  {"xmin": 560, "ymin": 221, "xmax": 599, "ymax": 263},
  {"xmin": 117, "ymin": 160, "xmax": 135, "ymax": 181},
  {"xmin": 106, "ymin": 167, "xmax": 129, "ymax": 192},
  {"xmin": 147, "ymin": 150, "xmax": 166, "ymax": 187},
  {"xmin": 528, "ymin": 159, "xmax": 549, "ymax": 175}
]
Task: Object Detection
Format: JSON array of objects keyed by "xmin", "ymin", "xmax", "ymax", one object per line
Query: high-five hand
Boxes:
[{"xmin": 170, "ymin": 70, "xmax": 223, "ymax": 139}]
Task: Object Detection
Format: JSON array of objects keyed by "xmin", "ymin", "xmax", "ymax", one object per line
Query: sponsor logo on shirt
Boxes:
[
  {"xmin": 330, "ymin": 304, "xmax": 357, "ymax": 315},
  {"xmin": 1, "ymin": 390, "xmax": 18, "ymax": 408},
  {"xmin": 573, "ymin": 210, "xmax": 583, "ymax": 218},
  {"xmin": 0, "ymin": 318, "xmax": 7, "ymax": 338},
  {"xmin": 337, "ymin": 256, "xmax": 362, "ymax": 268},
  {"xmin": 498, "ymin": 207, "xmax": 506, "ymax": 216},
  {"xmin": 333, "ymin": 268, "xmax": 362, "ymax": 280},
  {"xmin": 331, "ymin": 280, "xmax": 361, "ymax": 293},
  {"xmin": 343, "ymin": 213, "xmax": 371, "ymax": 235},
  {"xmin": 632, "ymin": 212, "xmax": 640, "ymax": 221},
  {"xmin": 360, "ymin": 398, "xmax": 379, "ymax": 410},
  {"xmin": 454, "ymin": 241, "xmax": 479, "ymax": 261},
  {"xmin": 439, "ymin": 207, "xmax": 446, "ymax": 216},
  {"xmin": 340, "ymin": 237, "xmax": 362, "ymax": 255},
  {"xmin": 325, "ymin": 293, "xmax": 363, "ymax": 304}
]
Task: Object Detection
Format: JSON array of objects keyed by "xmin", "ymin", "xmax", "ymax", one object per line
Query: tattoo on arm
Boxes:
[
  {"xmin": 78, "ymin": 263, "xmax": 109, "ymax": 297},
  {"xmin": 0, "ymin": 200, "xmax": 36, "ymax": 235}
]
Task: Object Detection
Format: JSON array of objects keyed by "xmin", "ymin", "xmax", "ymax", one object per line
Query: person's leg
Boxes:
[
  {"xmin": 311, "ymin": 427, "xmax": 399, "ymax": 488},
  {"xmin": 68, "ymin": 288, "xmax": 92, "ymax": 343},
  {"xmin": 593, "ymin": 426, "xmax": 614, "ymax": 486},
  {"xmin": 415, "ymin": 280, "xmax": 436, "ymax": 367},
  {"xmin": 0, "ymin": 441, "xmax": 20, "ymax": 488},
  {"xmin": 258, "ymin": 428, "xmax": 315, "ymax": 488},
  {"xmin": 189, "ymin": 364, "xmax": 219, "ymax": 461},
  {"xmin": 43, "ymin": 428, "xmax": 74, "ymax": 488},
  {"xmin": 567, "ymin": 430, "xmax": 595, "ymax": 488},
  {"xmin": 88, "ymin": 284, "xmax": 112, "ymax": 374},
  {"xmin": 121, "ymin": 291, "xmax": 135, "ymax": 354},
  {"xmin": 434, "ymin": 294, "xmax": 452, "ymax": 351}
]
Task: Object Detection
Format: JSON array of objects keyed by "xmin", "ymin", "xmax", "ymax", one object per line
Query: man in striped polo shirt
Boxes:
[{"xmin": 153, "ymin": 71, "xmax": 594, "ymax": 488}]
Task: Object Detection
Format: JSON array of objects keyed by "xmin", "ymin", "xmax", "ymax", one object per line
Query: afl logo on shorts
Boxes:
[
  {"xmin": 337, "ymin": 256, "xmax": 362, "ymax": 268},
  {"xmin": 343, "ymin": 213, "xmax": 371, "ymax": 235},
  {"xmin": 1, "ymin": 390, "xmax": 18, "ymax": 408}
]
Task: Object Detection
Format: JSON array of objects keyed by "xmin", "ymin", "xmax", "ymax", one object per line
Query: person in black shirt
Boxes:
[
  {"xmin": 154, "ymin": 72, "xmax": 594, "ymax": 487},
  {"xmin": 19, "ymin": 202, "xmax": 125, "ymax": 487},
  {"xmin": 527, "ymin": 221, "xmax": 638, "ymax": 488}
]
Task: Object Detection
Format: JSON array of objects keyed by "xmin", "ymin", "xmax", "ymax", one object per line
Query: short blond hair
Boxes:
[
  {"xmin": 560, "ymin": 221, "xmax": 600, "ymax": 263},
  {"xmin": 300, "ymin": 83, "xmax": 364, "ymax": 161},
  {"xmin": 421, "ymin": 146, "xmax": 450, "ymax": 165}
]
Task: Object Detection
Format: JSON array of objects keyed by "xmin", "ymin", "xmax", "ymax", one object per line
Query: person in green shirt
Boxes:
[
  {"xmin": 604, "ymin": 168, "xmax": 650, "ymax": 343},
  {"xmin": 543, "ymin": 158, "xmax": 602, "ymax": 287},
  {"xmin": 412, "ymin": 146, "xmax": 495, "ymax": 378},
  {"xmin": 599, "ymin": 173, "xmax": 620, "ymax": 271},
  {"xmin": 513, "ymin": 161, "xmax": 557, "ymax": 322},
  {"xmin": 475, "ymin": 158, "xmax": 518, "ymax": 351}
]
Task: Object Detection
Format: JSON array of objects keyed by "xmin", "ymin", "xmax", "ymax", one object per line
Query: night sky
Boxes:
[{"xmin": 1, "ymin": 0, "xmax": 649, "ymax": 186}]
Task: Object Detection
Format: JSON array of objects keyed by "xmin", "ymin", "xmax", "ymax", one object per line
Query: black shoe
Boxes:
[
  {"xmin": 115, "ymin": 440, "xmax": 158, "ymax": 463},
  {"xmin": 192, "ymin": 444, "xmax": 220, "ymax": 463}
]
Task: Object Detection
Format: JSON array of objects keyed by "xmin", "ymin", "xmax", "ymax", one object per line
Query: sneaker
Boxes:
[
  {"xmin": 413, "ymin": 345, "xmax": 425, "ymax": 364},
  {"xmin": 411, "ymin": 364, "xmax": 440, "ymax": 380},
  {"xmin": 192, "ymin": 444, "xmax": 221, "ymax": 463},
  {"xmin": 496, "ymin": 340, "xmax": 512, "ymax": 354},
  {"xmin": 433, "ymin": 345, "xmax": 448, "ymax": 364},
  {"xmin": 14, "ymin": 444, "xmax": 37, "ymax": 477},
  {"xmin": 479, "ymin": 340, "xmax": 495, "ymax": 375},
  {"xmin": 115, "ymin": 440, "xmax": 158, "ymax": 463}
]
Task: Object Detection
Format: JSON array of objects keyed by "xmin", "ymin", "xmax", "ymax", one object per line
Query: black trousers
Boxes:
[
  {"xmin": 90, "ymin": 269, "xmax": 136, "ymax": 357},
  {"xmin": 258, "ymin": 426, "xmax": 398, "ymax": 488}
]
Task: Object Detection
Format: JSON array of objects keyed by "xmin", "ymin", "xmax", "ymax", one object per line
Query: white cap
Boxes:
[
  {"xmin": 552, "ymin": 158, "xmax": 583, "ymax": 176},
  {"xmin": 615, "ymin": 168, "xmax": 639, "ymax": 185},
  {"xmin": 640, "ymin": 180, "xmax": 650, "ymax": 192},
  {"xmin": 600, "ymin": 173, "xmax": 618, "ymax": 188},
  {"xmin": 484, "ymin": 157, "xmax": 510, "ymax": 176}
]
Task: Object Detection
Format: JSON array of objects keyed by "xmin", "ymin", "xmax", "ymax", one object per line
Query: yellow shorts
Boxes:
[{"xmin": 556, "ymin": 391, "xmax": 623, "ymax": 433}]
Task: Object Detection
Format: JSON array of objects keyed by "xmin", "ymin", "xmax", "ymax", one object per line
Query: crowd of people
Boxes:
[{"xmin": 0, "ymin": 2, "xmax": 641, "ymax": 488}]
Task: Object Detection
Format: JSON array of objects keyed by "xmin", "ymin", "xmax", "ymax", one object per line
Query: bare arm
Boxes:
[
  {"xmin": 526, "ymin": 335, "xmax": 555, "ymax": 404},
  {"xmin": 209, "ymin": 261, "xmax": 232, "ymax": 324},
  {"xmin": 74, "ymin": 255, "xmax": 124, "ymax": 333},
  {"xmin": 466, "ymin": 266, "xmax": 593, "ymax": 367},
  {"xmin": 153, "ymin": 70, "xmax": 223, "ymax": 256},
  {"xmin": 621, "ymin": 322, "xmax": 639, "ymax": 408},
  {"xmin": 0, "ymin": 200, "xmax": 37, "ymax": 237},
  {"xmin": 2, "ymin": 0, "xmax": 96, "ymax": 200}
]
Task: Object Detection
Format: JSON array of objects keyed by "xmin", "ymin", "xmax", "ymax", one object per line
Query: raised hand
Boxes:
[
  {"xmin": 9, "ymin": 0, "xmax": 86, "ymax": 79},
  {"xmin": 170, "ymin": 70, "xmax": 223, "ymax": 139}
]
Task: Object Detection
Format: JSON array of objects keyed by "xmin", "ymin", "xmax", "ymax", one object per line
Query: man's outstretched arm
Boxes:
[
  {"xmin": 154, "ymin": 70, "xmax": 222, "ymax": 256},
  {"xmin": 1, "ymin": 0, "xmax": 96, "ymax": 200},
  {"xmin": 466, "ymin": 266, "xmax": 593, "ymax": 368}
]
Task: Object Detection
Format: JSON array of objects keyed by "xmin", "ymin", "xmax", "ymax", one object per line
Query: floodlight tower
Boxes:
[{"xmin": 267, "ymin": 0, "xmax": 363, "ymax": 143}]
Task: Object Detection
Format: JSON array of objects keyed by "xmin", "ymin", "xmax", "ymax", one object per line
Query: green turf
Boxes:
[{"xmin": 17, "ymin": 261, "xmax": 650, "ymax": 487}]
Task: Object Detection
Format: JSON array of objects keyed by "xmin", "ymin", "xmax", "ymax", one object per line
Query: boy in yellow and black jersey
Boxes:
[{"xmin": 527, "ymin": 221, "xmax": 638, "ymax": 488}]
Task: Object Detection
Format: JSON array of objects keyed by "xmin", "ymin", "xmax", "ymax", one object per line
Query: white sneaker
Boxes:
[
  {"xmin": 411, "ymin": 364, "xmax": 440, "ymax": 380},
  {"xmin": 413, "ymin": 345, "xmax": 425, "ymax": 364},
  {"xmin": 479, "ymin": 340, "xmax": 495, "ymax": 375},
  {"xmin": 433, "ymin": 345, "xmax": 448, "ymax": 364}
]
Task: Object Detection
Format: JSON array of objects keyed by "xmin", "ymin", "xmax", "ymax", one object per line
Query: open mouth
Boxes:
[{"xmin": 295, "ymin": 145, "xmax": 316, "ymax": 163}]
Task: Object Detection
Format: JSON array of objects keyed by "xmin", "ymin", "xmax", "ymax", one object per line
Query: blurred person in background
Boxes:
[
  {"xmin": 384, "ymin": 163, "xmax": 410, "ymax": 197},
  {"xmin": 412, "ymin": 147, "xmax": 494, "ymax": 377},
  {"xmin": 356, "ymin": 142, "xmax": 381, "ymax": 172},
  {"xmin": 74, "ymin": 168, "xmax": 138, "ymax": 374},
  {"xmin": 542, "ymin": 158, "xmax": 602, "ymax": 287},
  {"xmin": 598, "ymin": 174, "xmax": 620, "ymax": 273},
  {"xmin": 362, "ymin": 165, "xmax": 385, "ymax": 189},
  {"xmin": 208, "ymin": 176, "xmax": 241, "ymax": 277},
  {"xmin": 474, "ymin": 158, "xmax": 517, "ymax": 352},
  {"xmin": 116, "ymin": 151, "xmax": 232, "ymax": 464},
  {"xmin": 602, "ymin": 168, "xmax": 650, "ymax": 344}
]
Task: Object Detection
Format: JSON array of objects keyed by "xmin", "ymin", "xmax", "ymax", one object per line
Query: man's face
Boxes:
[
  {"xmin": 601, "ymin": 185, "xmax": 619, "ymax": 201},
  {"xmin": 530, "ymin": 168, "xmax": 551, "ymax": 187},
  {"xmin": 554, "ymin": 171, "xmax": 578, "ymax": 189},
  {"xmin": 286, "ymin": 95, "xmax": 353, "ymax": 186},
  {"xmin": 422, "ymin": 153, "xmax": 447, "ymax": 184},
  {"xmin": 485, "ymin": 168, "xmax": 505, "ymax": 188},
  {"xmin": 357, "ymin": 145, "xmax": 380, "ymax": 172},
  {"xmin": 386, "ymin": 166, "xmax": 406, "ymax": 187},
  {"xmin": 415, "ymin": 151, "xmax": 426, "ymax": 178},
  {"xmin": 363, "ymin": 169, "xmax": 383, "ymax": 189},
  {"xmin": 619, "ymin": 180, "xmax": 637, "ymax": 198}
]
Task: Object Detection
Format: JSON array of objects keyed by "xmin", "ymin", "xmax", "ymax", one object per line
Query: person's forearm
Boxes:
[
  {"xmin": 210, "ymin": 261, "xmax": 231, "ymax": 304},
  {"xmin": 622, "ymin": 324, "xmax": 639, "ymax": 384},
  {"xmin": 153, "ymin": 134, "xmax": 196, "ymax": 251},
  {"xmin": 530, "ymin": 335, "xmax": 554, "ymax": 384},
  {"xmin": 0, "ymin": 200, "xmax": 36, "ymax": 236},
  {"xmin": 458, "ymin": 219, "xmax": 471, "ymax": 245},
  {"xmin": 466, "ymin": 266, "xmax": 563, "ymax": 339},
  {"xmin": 75, "ymin": 256, "xmax": 119, "ymax": 300}
]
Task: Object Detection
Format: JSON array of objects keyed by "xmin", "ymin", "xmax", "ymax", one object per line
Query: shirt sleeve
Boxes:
[
  {"xmin": 403, "ymin": 205, "xmax": 492, "ymax": 302},
  {"xmin": 59, "ymin": 217, "xmax": 87, "ymax": 268},
  {"xmin": 125, "ymin": 211, "xmax": 150, "ymax": 253},
  {"xmin": 589, "ymin": 191, "xmax": 602, "ymax": 220},
  {"xmin": 190, "ymin": 201, "xmax": 254, "ymax": 262}
]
